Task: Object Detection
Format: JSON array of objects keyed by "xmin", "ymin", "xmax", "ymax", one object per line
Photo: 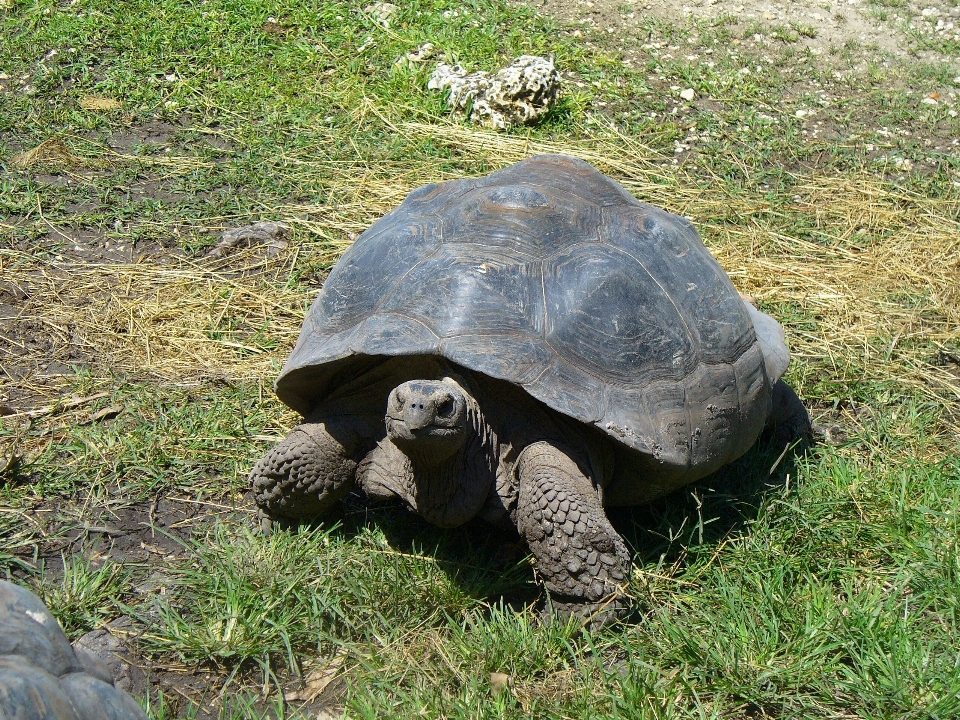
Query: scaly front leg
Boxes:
[
  {"xmin": 249, "ymin": 415, "xmax": 373, "ymax": 531},
  {"xmin": 515, "ymin": 441, "xmax": 631, "ymax": 625}
]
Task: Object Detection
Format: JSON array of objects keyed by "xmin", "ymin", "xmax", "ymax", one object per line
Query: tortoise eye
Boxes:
[{"xmin": 436, "ymin": 396, "xmax": 455, "ymax": 418}]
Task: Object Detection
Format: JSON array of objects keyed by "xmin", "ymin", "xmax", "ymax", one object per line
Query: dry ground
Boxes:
[{"xmin": 531, "ymin": 0, "xmax": 960, "ymax": 62}]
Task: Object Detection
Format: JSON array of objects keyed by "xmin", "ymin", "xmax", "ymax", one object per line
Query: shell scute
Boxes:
[
  {"xmin": 441, "ymin": 334, "xmax": 553, "ymax": 385},
  {"xmin": 543, "ymin": 243, "xmax": 695, "ymax": 386},
  {"xmin": 438, "ymin": 184, "xmax": 601, "ymax": 259},
  {"xmin": 316, "ymin": 217, "xmax": 442, "ymax": 333},
  {"xmin": 379, "ymin": 244, "xmax": 544, "ymax": 339},
  {"xmin": 602, "ymin": 205, "xmax": 756, "ymax": 363}
]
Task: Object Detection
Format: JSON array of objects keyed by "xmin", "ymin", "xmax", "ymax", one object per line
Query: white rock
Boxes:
[
  {"xmin": 428, "ymin": 56, "xmax": 561, "ymax": 130},
  {"xmin": 680, "ymin": 88, "xmax": 696, "ymax": 101},
  {"xmin": 364, "ymin": 2, "xmax": 397, "ymax": 27},
  {"xmin": 396, "ymin": 43, "xmax": 434, "ymax": 68}
]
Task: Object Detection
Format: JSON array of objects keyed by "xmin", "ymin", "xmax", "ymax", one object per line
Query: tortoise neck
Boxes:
[{"xmin": 405, "ymin": 396, "xmax": 498, "ymax": 527}]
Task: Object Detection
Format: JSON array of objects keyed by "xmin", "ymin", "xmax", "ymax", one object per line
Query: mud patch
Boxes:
[
  {"xmin": 104, "ymin": 120, "xmax": 188, "ymax": 154},
  {"xmin": 525, "ymin": 0, "xmax": 960, "ymax": 67},
  {"xmin": 8, "ymin": 493, "xmax": 277, "ymax": 719}
]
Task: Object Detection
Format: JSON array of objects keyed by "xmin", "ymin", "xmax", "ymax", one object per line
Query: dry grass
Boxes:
[
  {"xmin": 3, "ymin": 125, "xmax": 958, "ymax": 438},
  {"xmin": 9, "ymin": 137, "xmax": 86, "ymax": 170}
]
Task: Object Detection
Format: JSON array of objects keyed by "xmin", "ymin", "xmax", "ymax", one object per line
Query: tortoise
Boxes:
[
  {"xmin": 0, "ymin": 580, "xmax": 147, "ymax": 720},
  {"xmin": 249, "ymin": 154, "xmax": 809, "ymax": 621}
]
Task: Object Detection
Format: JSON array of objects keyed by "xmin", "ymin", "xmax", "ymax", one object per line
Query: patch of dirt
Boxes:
[
  {"xmin": 7, "ymin": 493, "xmax": 298, "ymax": 719},
  {"xmin": 15, "ymin": 495, "xmax": 216, "ymax": 577},
  {"xmin": 104, "ymin": 120, "xmax": 187, "ymax": 153},
  {"xmin": 519, "ymin": 0, "xmax": 960, "ymax": 180},
  {"xmin": 528, "ymin": 0, "xmax": 960, "ymax": 67}
]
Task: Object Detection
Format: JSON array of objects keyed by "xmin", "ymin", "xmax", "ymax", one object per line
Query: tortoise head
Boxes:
[{"xmin": 385, "ymin": 379, "xmax": 468, "ymax": 464}]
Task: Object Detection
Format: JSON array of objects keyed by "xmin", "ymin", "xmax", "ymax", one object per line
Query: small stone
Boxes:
[
  {"xmin": 490, "ymin": 672, "xmax": 511, "ymax": 694},
  {"xmin": 206, "ymin": 221, "xmax": 291, "ymax": 259},
  {"xmin": 364, "ymin": 2, "xmax": 397, "ymax": 26},
  {"xmin": 679, "ymin": 88, "xmax": 696, "ymax": 101},
  {"xmin": 396, "ymin": 43, "xmax": 435, "ymax": 68}
]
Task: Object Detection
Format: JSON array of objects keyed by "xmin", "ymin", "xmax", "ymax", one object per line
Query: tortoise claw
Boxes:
[
  {"xmin": 543, "ymin": 593, "xmax": 630, "ymax": 630},
  {"xmin": 256, "ymin": 509, "xmax": 298, "ymax": 536}
]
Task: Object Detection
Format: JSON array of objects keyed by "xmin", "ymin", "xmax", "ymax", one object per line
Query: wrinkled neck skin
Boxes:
[
  {"xmin": 358, "ymin": 368, "xmax": 500, "ymax": 528},
  {"xmin": 410, "ymin": 392, "xmax": 496, "ymax": 526}
]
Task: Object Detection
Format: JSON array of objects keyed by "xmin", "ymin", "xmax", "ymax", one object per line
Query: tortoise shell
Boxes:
[{"xmin": 277, "ymin": 155, "xmax": 777, "ymax": 478}]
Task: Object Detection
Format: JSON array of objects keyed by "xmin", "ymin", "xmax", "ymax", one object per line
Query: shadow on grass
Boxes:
[
  {"xmin": 615, "ymin": 431, "xmax": 812, "ymax": 567},
  {"xmin": 308, "ymin": 431, "xmax": 814, "ymax": 618}
]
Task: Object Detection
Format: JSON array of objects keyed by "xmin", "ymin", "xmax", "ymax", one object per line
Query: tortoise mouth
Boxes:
[
  {"xmin": 388, "ymin": 422, "xmax": 462, "ymax": 443},
  {"xmin": 386, "ymin": 379, "xmax": 468, "ymax": 463},
  {"xmin": 388, "ymin": 420, "xmax": 466, "ymax": 466}
]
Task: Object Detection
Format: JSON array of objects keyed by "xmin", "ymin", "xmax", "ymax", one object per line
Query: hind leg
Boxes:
[
  {"xmin": 250, "ymin": 415, "xmax": 374, "ymax": 531},
  {"xmin": 768, "ymin": 380, "xmax": 812, "ymax": 447}
]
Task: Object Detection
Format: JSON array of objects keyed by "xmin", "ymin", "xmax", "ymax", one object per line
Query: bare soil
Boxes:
[
  {"xmin": 528, "ymin": 0, "xmax": 960, "ymax": 66},
  {"xmin": 5, "ymin": 492, "xmax": 323, "ymax": 719}
]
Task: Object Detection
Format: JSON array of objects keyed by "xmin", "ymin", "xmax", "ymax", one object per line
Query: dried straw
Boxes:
[{"xmin": 2, "ymin": 124, "xmax": 957, "ymax": 436}]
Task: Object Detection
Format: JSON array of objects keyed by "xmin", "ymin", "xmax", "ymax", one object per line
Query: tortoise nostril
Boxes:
[{"xmin": 436, "ymin": 396, "xmax": 455, "ymax": 418}]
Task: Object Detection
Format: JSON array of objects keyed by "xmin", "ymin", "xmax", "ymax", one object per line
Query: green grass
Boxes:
[
  {"xmin": 31, "ymin": 555, "xmax": 133, "ymax": 639},
  {"xmin": 2, "ymin": 0, "xmax": 959, "ymax": 718}
]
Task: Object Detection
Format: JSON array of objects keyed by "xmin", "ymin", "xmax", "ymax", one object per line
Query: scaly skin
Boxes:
[
  {"xmin": 249, "ymin": 417, "xmax": 372, "ymax": 528},
  {"xmin": 249, "ymin": 365, "xmax": 811, "ymax": 626},
  {"xmin": 515, "ymin": 441, "xmax": 631, "ymax": 623}
]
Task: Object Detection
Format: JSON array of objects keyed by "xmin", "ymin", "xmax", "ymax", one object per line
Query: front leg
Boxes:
[
  {"xmin": 515, "ymin": 441, "xmax": 631, "ymax": 625},
  {"xmin": 249, "ymin": 415, "xmax": 373, "ymax": 531}
]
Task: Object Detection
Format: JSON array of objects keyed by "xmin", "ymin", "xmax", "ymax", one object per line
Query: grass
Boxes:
[
  {"xmin": 31, "ymin": 554, "xmax": 132, "ymax": 639},
  {"xmin": 1, "ymin": 0, "xmax": 959, "ymax": 717}
]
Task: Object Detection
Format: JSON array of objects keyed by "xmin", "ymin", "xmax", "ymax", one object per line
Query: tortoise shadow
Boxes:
[
  {"xmin": 311, "ymin": 432, "xmax": 812, "ymax": 613},
  {"xmin": 327, "ymin": 499, "xmax": 541, "ymax": 609},
  {"xmin": 611, "ymin": 432, "xmax": 811, "ymax": 568}
]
